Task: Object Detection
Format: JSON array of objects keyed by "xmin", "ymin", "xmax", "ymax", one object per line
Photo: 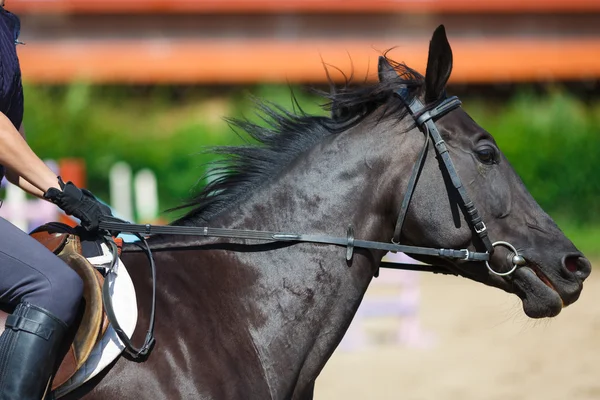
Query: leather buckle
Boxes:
[
  {"xmin": 462, "ymin": 249, "xmax": 471, "ymax": 261},
  {"xmin": 474, "ymin": 221, "xmax": 487, "ymax": 234}
]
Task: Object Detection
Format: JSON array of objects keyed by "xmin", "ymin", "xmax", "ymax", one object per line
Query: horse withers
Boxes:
[{"xmin": 71, "ymin": 25, "xmax": 591, "ymax": 400}]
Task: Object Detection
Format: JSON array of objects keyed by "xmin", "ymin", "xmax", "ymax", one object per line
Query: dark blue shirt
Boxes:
[{"xmin": 0, "ymin": 7, "xmax": 23, "ymax": 130}]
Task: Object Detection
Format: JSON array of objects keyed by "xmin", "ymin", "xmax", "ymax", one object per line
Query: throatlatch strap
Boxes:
[{"xmin": 392, "ymin": 133, "xmax": 429, "ymax": 244}]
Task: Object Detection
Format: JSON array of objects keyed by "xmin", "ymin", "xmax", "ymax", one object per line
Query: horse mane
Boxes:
[{"xmin": 171, "ymin": 57, "xmax": 424, "ymax": 226}]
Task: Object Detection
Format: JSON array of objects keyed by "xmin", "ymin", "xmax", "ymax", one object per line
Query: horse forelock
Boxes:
[{"xmin": 170, "ymin": 57, "xmax": 424, "ymax": 226}]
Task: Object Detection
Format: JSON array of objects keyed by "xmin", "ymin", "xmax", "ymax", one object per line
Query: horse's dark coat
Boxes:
[{"xmin": 70, "ymin": 26, "xmax": 590, "ymax": 400}]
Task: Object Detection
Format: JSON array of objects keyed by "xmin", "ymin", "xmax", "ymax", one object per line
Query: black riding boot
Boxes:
[{"xmin": 0, "ymin": 302, "xmax": 68, "ymax": 400}]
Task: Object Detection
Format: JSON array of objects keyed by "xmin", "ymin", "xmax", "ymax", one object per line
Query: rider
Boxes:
[{"xmin": 0, "ymin": 4, "xmax": 113, "ymax": 399}]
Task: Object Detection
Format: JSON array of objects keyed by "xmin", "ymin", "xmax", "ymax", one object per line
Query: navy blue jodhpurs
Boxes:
[{"xmin": 0, "ymin": 217, "xmax": 83, "ymax": 326}]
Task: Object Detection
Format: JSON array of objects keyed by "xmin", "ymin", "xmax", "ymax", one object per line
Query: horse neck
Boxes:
[{"xmin": 205, "ymin": 119, "xmax": 413, "ymax": 397}]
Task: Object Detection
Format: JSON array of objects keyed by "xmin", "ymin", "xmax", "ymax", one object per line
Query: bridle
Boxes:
[
  {"xmin": 391, "ymin": 88, "xmax": 524, "ymax": 277},
  {"xmin": 96, "ymin": 88, "xmax": 527, "ymax": 359},
  {"xmin": 392, "ymin": 90, "xmax": 492, "ymax": 251}
]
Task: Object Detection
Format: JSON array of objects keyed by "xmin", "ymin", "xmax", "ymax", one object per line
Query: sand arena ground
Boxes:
[{"xmin": 316, "ymin": 264, "xmax": 599, "ymax": 400}]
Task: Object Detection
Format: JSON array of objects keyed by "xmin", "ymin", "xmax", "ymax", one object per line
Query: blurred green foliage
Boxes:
[
  {"xmin": 466, "ymin": 90, "xmax": 600, "ymax": 225},
  {"xmin": 21, "ymin": 83, "xmax": 600, "ymax": 254},
  {"xmin": 23, "ymin": 84, "xmax": 323, "ymax": 220}
]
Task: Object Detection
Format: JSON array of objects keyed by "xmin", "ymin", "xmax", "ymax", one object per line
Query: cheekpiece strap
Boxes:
[{"xmin": 393, "ymin": 90, "xmax": 493, "ymax": 254}]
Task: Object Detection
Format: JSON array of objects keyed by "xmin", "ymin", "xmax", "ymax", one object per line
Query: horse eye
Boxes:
[{"xmin": 475, "ymin": 147, "xmax": 495, "ymax": 164}]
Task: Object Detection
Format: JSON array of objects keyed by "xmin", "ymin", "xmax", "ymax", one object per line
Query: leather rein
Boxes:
[
  {"xmin": 99, "ymin": 90, "xmax": 495, "ymax": 274},
  {"xmin": 97, "ymin": 89, "xmax": 527, "ymax": 359}
]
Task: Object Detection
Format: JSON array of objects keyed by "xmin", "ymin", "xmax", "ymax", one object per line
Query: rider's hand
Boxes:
[{"xmin": 44, "ymin": 180, "xmax": 113, "ymax": 232}]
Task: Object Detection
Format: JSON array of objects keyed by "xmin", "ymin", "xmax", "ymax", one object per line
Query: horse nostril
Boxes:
[{"xmin": 564, "ymin": 256, "xmax": 592, "ymax": 280}]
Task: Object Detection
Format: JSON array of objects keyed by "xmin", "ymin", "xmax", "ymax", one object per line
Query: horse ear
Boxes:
[
  {"xmin": 424, "ymin": 25, "xmax": 453, "ymax": 102},
  {"xmin": 378, "ymin": 56, "xmax": 398, "ymax": 82}
]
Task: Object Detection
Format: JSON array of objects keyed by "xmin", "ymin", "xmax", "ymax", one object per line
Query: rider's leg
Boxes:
[{"xmin": 0, "ymin": 217, "xmax": 83, "ymax": 399}]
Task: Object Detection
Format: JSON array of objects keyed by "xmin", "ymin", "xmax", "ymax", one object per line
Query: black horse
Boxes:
[{"xmin": 73, "ymin": 26, "xmax": 591, "ymax": 399}]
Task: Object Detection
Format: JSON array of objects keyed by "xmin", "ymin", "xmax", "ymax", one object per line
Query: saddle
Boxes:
[{"xmin": 0, "ymin": 223, "xmax": 115, "ymax": 391}]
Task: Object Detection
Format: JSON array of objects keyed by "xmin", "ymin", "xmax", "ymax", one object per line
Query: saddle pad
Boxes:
[{"xmin": 53, "ymin": 244, "xmax": 138, "ymax": 398}]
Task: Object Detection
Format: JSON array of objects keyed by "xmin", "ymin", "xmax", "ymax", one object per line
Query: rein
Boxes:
[
  {"xmin": 99, "ymin": 93, "xmax": 493, "ymax": 274},
  {"xmin": 99, "ymin": 218, "xmax": 487, "ymax": 269},
  {"xmin": 98, "ymin": 89, "xmax": 528, "ymax": 359}
]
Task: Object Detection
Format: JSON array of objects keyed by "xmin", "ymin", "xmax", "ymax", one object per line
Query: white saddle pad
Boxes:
[{"xmin": 54, "ymin": 243, "xmax": 138, "ymax": 398}]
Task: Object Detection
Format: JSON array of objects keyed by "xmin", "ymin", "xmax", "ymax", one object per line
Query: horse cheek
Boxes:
[{"xmin": 488, "ymin": 170, "xmax": 512, "ymax": 219}]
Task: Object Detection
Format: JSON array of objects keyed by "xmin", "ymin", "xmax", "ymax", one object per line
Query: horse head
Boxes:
[{"xmin": 376, "ymin": 25, "xmax": 590, "ymax": 318}]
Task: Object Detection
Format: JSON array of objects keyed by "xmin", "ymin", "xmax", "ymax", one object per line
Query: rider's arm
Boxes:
[
  {"xmin": 0, "ymin": 116, "xmax": 60, "ymax": 198},
  {"xmin": 0, "ymin": 115, "xmax": 113, "ymax": 231}
]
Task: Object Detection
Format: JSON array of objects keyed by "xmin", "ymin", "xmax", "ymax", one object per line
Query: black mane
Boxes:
[{"xmin": 172, "ymin": 58, "xmax": 424, "ymax": 225}]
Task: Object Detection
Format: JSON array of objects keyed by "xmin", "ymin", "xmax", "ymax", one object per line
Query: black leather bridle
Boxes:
[
  {"xmin": 391, "ymin": 89, "xmax": 492, "ymax": 259},
  {"xmin": 387, "ymin": 88, "xmax": 525, "ymax": 277},
  {"xmin": 97, "ymin": 89, "xmax": 528, "ymax": 359}
]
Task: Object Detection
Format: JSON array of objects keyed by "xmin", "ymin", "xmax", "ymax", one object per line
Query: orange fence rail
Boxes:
[
  {"xmin": 9, "ymin": 0, "xmax": 600, "ymax": 14},
  {"xmin": 17, "ymin": 38, "xmax": 600, "ymax": 84}
]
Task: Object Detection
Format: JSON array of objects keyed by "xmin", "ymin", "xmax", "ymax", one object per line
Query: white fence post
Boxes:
[
  {"xmin": 109, "ymin": 162, "xmax": 134, "ymax": 222},
  {"xmin": 134, "ymin": 168, "xmax": 159, "ymax": 222}
]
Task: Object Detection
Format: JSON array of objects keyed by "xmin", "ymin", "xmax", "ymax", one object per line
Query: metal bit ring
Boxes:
[{"xmin": 485, "ymin": 241, "xmax": 523, "ymax": 277}]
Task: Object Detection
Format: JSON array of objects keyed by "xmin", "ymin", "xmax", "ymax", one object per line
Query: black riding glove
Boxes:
[{"xmin": 44, "ymin": 180, "xmax": 113, "ymax": 232}]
